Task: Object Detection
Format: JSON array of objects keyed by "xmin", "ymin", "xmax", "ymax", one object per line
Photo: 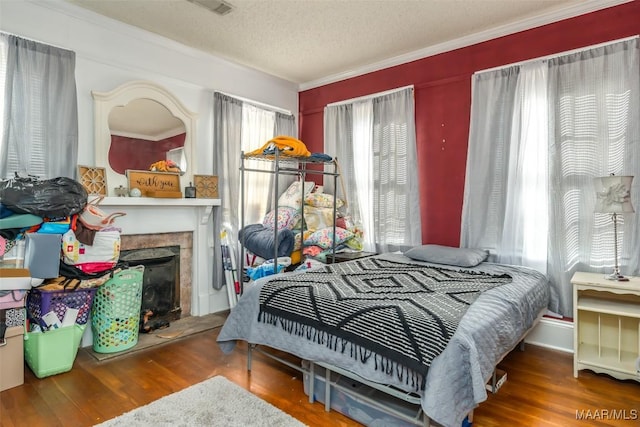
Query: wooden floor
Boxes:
[{"xmin": 1, "ymin": 326, "xmax": 639, "ymax": 427}]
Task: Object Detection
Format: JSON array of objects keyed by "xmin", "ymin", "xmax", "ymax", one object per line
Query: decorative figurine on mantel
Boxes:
[
  {"xmin": 185, "ymin": 182, "xmax": 196, "ymax": 198},
  {"xmin": 114, "ymin": 185, "xmax": 128, "ymax": 197}
]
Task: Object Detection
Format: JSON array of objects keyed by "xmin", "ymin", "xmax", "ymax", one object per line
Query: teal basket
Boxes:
[{"xmin": 91, "ymin": 266, "xmax": 144, "ymax": 353}]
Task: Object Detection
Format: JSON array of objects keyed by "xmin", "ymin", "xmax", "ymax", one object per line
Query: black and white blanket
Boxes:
[{"xmin": 258, "ymin": 257, "xmax": 512, "ymax": 388}]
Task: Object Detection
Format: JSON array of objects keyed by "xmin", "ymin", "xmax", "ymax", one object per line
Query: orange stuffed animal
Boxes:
[{"xmin": 149, "ymin": 160, "xmax": 181, "ymax": 173}]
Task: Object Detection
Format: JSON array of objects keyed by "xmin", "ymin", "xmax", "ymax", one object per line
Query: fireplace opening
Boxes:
[{"xmin": 119, "ymin": 246, "xmax": 181, "ymax": 333}]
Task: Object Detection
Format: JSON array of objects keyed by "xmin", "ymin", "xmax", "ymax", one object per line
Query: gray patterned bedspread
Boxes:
[{"xmin": 217, "ymin": 253, "xmax": 551, "ymax": 427}]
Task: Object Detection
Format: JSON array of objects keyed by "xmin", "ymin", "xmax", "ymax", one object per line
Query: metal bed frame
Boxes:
[
  {"xmin": 244, "ymin": 309, "xmax": 546, "ymax": 427},
  {"xmin": 247, "ymin": 343, "xmax": 433, "ymax": 427}
]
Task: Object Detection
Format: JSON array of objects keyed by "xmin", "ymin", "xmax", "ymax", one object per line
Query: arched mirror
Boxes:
[{"xmin": 92, "ymin": 81, "xmax": 197, "ymax": 196}]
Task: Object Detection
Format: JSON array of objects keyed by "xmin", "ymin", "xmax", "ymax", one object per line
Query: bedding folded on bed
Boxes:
[{"xmin": 239, "ymin": 223, "xmax": 295, "ymax": 260}]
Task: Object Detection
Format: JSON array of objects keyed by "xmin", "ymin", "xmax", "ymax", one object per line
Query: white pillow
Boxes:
[
  {"xmin": 304, "ymin": 192, "xmax": 344, "ymax": 208},
  {"xmin": 403, "ymin": 244, "xmax": 488, "ymax": 267},
  {"xmin": 302, "ymin": 205, "xmax": 334, "ymax": 231},
  {"xmin": 278, "ymin": 181, "xmax": 315, "ymax": 208}
]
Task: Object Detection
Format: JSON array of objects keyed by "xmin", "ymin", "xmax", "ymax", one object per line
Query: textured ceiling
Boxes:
[{"xmin": 67, "ymin": 0, "xmax": 614, "ymax": 87}]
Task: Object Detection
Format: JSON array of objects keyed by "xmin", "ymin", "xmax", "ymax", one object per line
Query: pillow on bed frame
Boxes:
[
  {"xmin": 278, "ymin": 181, "xmax": 315, "ymax": 208},
  {"xmin": 262, "ymin": 206, "xmax": 300, "ymax": 231},
  {"xmin": 304, "ymin": 226, "xmax": 353, "ymax": 249},
  {"xmin": 404, "ymin": 244, "xmax": 488, "ymax": 267}
]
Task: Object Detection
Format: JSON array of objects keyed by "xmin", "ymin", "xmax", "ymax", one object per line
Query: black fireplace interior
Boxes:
[{"xmin": 119, "ymin": 246, "xmax": 181, "ymax": 332}]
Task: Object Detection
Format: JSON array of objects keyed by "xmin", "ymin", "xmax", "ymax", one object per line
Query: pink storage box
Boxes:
[{"xmin": 0, "ymin": 290, "xmax": 27, "ymax": 309}]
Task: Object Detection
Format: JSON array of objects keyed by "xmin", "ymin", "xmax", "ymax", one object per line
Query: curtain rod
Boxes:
[
  {"xmin": 214, "ymin": 90, "xmax": 292, "ymax": 116},
  {"xmin": 0, "ymin": 30, "xmax": 74, "ymax": 54},
  {"xmin": 326, "ymin": 85, "xmax": 414, "ymax": 108},
  {"xmin": 475, "ymin": 35, "xmax": 639, "ymax": 75}
]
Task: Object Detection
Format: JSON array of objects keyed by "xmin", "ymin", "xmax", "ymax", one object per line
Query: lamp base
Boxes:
[{"xmin": 605, "ymin": 272, "xmax": 630, "ymax": 282}]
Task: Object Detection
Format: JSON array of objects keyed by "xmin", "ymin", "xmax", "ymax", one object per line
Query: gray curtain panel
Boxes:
[
  {"xmin": 462, "ymin": 37, "xmax": 639, "ymax": 317},
  {"xmin": 213, "ymin": 92, "xmax": 242, "ymax": 290},
  {"xmin": 324, "ymin": 87, "xmax": 422, "ymax": 253},
  {"xmin": 1, "ymin": 33, "xmax": 78, "ymax": 179},
  {"xmin": 546, "ymin": 38, "xmax": 640, "ymax": 316},
  {"xmin": 213, "ymin": 92, "xmax": 296, "ymax": 290}
]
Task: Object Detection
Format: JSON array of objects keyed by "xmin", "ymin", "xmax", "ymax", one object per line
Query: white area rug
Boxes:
[{"xmin": 95, "ymin": 375, "xmax": 307, "ymax": 427}]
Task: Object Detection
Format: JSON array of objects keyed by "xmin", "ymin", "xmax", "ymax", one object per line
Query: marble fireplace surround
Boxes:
[{"xmin": 99, "ymin": 197, "xmax": 224, "ymax": 317}]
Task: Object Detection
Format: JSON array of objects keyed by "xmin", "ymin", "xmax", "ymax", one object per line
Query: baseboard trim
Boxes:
[{"xmin": 524, "ymin": 317, "xmax": 574, "ymax": 353}]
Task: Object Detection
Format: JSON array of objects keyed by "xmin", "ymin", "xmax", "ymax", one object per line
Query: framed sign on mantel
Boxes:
[
  {"xmin": 126, "ymin": 170, "xmax": 182, "ymax": 198},
  {"xmin": 194, "ymin": 174, "xmax": 219, "ymax": 198}
]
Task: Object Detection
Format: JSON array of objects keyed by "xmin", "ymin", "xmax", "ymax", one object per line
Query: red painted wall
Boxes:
[
  {"xmin": 298, "ymin": 2, "xmax": 640, "ymax": 247},
  {"xmin": 109, "ymin": 133, "xmax": 186, "ymax": 174}
]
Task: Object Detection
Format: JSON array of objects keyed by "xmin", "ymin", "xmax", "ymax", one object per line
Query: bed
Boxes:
[{"xmin": 217, "ymin": 249, "xmax": 551, "ymax": 427}]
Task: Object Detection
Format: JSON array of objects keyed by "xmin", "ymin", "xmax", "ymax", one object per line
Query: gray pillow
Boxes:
[{"xmin": 403, "ymin": 244, "xmax": 488, "ymax": 267}]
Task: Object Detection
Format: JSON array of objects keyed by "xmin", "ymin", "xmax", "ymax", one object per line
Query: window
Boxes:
[
  {"xmin": 212, "ymin": 92, "xmax": 296, "ymax": 232},
  {"xmin": 462, "ymin": 37, "xmax": 639, "ymax": 317},
  {"xmin": 240, "ymin": 103, "xmax": 277, "ymax": 224},
  {"xmin": 324, "ymin": 86, "xmax": 422, "ymax": 253},
  {"xmin": 0, "ymin": 33, "xmax": 78, "ymax": 179},
  {"xmin": 0, "ymin": 36, "xmax": 9, "ymax": 174}
]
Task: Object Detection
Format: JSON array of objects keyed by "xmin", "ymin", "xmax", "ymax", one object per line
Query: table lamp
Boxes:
[{"xmin": 594, "ymin": 174, "xmax": 635, "ymax": 281}]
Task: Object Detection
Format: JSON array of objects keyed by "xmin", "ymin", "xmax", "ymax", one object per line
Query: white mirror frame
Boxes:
[{"xmin": 92, "ymin": 81, "xmax": 197, "ymax": 196}]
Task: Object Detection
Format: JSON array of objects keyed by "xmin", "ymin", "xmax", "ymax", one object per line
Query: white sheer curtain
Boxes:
[
  {"xmin": 547, "ymin": 38, "xmax": 639, "ymax": 316},
  {"xmin": 462, "ymin": 38, "xmax": 640, "ymax": 317},
  {"xmin": 351, "ymin": 101, "xmax": 375, "ymax": 250},
  {"xmin": 499, "ymin": 62, "xmax": 549, "ymax": 272},
  {"xmin": 0, "ymin": 33, "xmax": 78, "ymax": 179},
  {"xmin": 213, "ymin": 92, "xmax": 296, "ymax": 288},
  {"xmin": 325, "ymin": 87, "xmax": 422, "ymax": 253},
  {"xmin": 241, "ymin": 103, "xmax": 276, "ymax": 225}
]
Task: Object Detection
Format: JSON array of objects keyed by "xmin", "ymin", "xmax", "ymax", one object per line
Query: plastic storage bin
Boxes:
[
  {"xmin": 24, "ymin": 324, "xmax": 86, "ymax": 378},
  {"xmin": 303, "ymin": 363, "xmax": 473, "ymax": 427},
  {"xmin": 303, "ymin": 363, "xmax": 420, "ymax": 427},
  {"xmin": 91, "ymin": 266, "xmax": 144, "ymax": 353},
  {"xmin": 27, "ymin": 287, "xmax": 98, "ymax": 327}
]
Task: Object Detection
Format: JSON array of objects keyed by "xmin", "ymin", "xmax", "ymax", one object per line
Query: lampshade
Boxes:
[{"xmin": 594, "ymin": 175, "xmax": 635, "ymax": 214}]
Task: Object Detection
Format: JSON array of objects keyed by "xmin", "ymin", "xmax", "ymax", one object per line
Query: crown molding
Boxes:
[
  {"xmin": 299, "ymin": 0, "xmax": 634, "ymax": 91},
  {"xmin": 17, "ymin": 0, "xmax": 295, "ymax": 90}
]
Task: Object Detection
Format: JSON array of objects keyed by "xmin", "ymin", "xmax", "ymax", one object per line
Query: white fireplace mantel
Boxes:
[
  {"xmin": 99, "ymin": 197, "xmax": 220, "ymax": 234},
  {"xmin": 97, "ymin": 196, "xmax": 226, "ymax": 316},
  {"xmin": 100, "ymin": 197, "xmax": 218, "ymax": 207}
]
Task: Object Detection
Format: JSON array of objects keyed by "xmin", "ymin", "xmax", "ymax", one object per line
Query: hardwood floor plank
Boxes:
[
  {"xmin": 1, "ymin": 326, "xmax": 639, "ymax": 427},
  {"xmin": 474, "ymin": 344, "xmax": 640, "ymax": 427}
]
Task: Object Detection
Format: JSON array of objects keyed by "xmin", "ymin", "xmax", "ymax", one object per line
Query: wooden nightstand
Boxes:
[{"xmin": 571, "ymin": 271, "xmax": 640, "ymax": 382}]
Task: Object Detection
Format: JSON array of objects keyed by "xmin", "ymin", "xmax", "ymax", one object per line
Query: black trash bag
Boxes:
[{"xmin": 0, "ymin": 175, "xmax": 88, "ymax": 218}]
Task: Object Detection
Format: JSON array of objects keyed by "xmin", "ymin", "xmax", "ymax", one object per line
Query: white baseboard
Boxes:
[{"xmin": 524, "ymin": 317, "xmax": 574, "ymax": 353}]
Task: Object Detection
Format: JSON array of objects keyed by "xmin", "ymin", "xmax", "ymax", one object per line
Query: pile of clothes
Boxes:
[
  {"xmin": 0, "ymin": 175, "xmax": 126, "ymax": 288},
  {"xmin": 246, "ymin": 135, "xmax": 333, "ymax": 162}
]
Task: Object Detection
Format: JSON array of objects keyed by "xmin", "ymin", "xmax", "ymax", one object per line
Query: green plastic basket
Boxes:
[
  {"xmin": 91, "ymin": 266, "xmax": 144, "ymax": 354},
  {"xmin": 24, "ymin": 324, "xmax": 86, "ymax": 378}
]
